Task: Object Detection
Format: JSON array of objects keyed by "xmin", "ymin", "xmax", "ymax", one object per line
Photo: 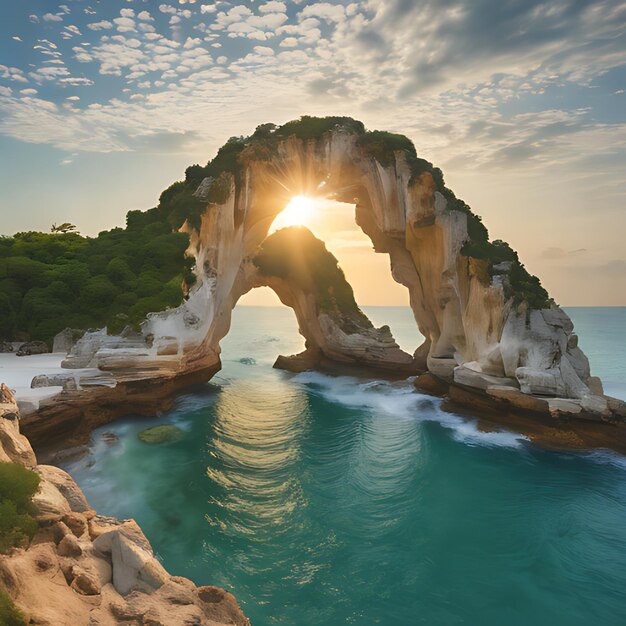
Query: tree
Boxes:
[{"xmin": 51, "ymin": 222, "xmax": 77, "ymax": 234}]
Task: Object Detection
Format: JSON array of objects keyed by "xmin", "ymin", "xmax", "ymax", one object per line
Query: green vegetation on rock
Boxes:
[
  {"xmin": 137, "ymin": 425, "xmax": 184, "ymax": 445},
  {"xmin": 0, "ymin": 462, "xmax": 40, "ymax": 554},
  {"xmin": 253, "ymin": 226, "xmax": 371, "ymax": 332},
  {"xmin": 166, "ymin": 116, "xmax": 550, "ymax": 310},
  {"xmin": 0, "ymin": 208, "xmax": 194, "ymax": 345},
  {"xmin": 0, "ymin": 588, "xmax": 26, "ymax": 626}
]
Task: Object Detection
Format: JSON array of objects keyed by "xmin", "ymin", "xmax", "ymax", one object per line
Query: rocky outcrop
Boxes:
[
  {"xmin": 0, "ymin": 385, "xmax": 250, "ymax": 626},
  {"xmin": 16, "ymin": 117, "xmax": 626, "ymax": 445},
  {"xmin": 246, "ymin": 227, "xmax": 418, "ymax": 375},
  {"xmin": 16, "ymin": 341, "xmax": 49, "ymax": 357},
  {"xmin": 52, "ymin": 328, "xmax": 85, "ymax": 355}
]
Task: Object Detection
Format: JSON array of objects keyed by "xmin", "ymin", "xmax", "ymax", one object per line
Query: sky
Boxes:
[{"xmin": 0, "ymin": 0, "xmax": 625, "ymax": 306}]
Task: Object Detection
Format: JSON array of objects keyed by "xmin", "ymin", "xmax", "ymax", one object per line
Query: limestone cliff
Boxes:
[
  {"xmin": 23, "ymin": 116, "xmax": 626, "ymax": 443},
  {"xmin": 0, "ymin": 385, "xmax": 250, "ymax": 626}
]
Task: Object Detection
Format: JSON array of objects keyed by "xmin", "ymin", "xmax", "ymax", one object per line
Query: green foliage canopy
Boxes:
[{"xmin": 0, "ymin": 208, "xmax": 192, "ymax": 344}]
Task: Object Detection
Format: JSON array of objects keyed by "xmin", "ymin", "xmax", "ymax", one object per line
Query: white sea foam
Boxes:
[{"xmin": 292, "ymin": 371, "xmax": 528, "ymax": 449}]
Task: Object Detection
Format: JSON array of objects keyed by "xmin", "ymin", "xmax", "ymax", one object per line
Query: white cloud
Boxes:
[
  {"xmin": 114, "ymin": 17, "xmax": 137, "ymax": 33},
  {"xmin": 88, "ymin": 21, "xmax": 113, "ymax": 31},
  {"xmin": 0, "ymin": 65, "xmax": 29, "ymax": 83},
  {"xmin": 137, "ymin": 11, "xmax": 154, "ymax": 21},
  {"xmin": 43, "ymin": 13, "xmax": 63, "ymax": 22},
  {"xmin": 280, "ymin": 37, "xmax": 298, "ymax": 48},
  {"xmin": 259, "ymin": 1, "xmax": 287, "ymax": 13},
  {"xmin": 64, "ymin": 25, "xmax": 82, "ymax": 36},
  {"xmin": 159, "ymin": 4, "xmax": 178, "ymax": 14},
  {"xmin": 120, "ymin": 8, "xmax": 135, "ymax": 18},
  {"xmin": 299, "ymin": 3, "xmax": 345, "ymax": 23},
  {"xmin": 200, "ymin": 4, "xmax": 217, "ymax": 14}
]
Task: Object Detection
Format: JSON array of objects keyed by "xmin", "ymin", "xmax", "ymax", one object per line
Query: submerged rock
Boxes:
[{"xmin": 138, "ymin": 425, "xmax": 184, "ymax": 445}]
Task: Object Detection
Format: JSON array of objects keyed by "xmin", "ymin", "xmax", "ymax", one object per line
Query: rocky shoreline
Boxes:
[
  {"xmin": 414, "ymin": 372, "xmax": 626, "ymax": 455},
  {"xmin": 0, "ymin": 384, "xmax": 250, "ymax": 626}
]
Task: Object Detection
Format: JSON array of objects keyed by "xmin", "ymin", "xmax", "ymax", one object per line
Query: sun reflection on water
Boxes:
[{"xmin": 205, "ymin": 374, "xmax": 311, "ymax": 534}]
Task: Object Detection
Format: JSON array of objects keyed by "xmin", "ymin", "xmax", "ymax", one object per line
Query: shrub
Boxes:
[
  {"xmin": 0, "ymin": 463, "xmax": 40, "ymax": 554},
  {"xmin": 358, "ymin": 130, "xmax": 417, "ymax": 166},
  {"xmin": 0, "ymin": 588, "xmax": 26, "ymax": 626},
  {"xmin": 276, "ymin": 115, "xmax": 365, "ymax": 140}
]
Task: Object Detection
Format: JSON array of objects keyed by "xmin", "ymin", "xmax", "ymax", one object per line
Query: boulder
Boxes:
[
  {"xmin": 0, "ymin": 416, "xmax": 37, "ymax": 467},
  {"xmin": 57, "ymin": 533, "xmax": 83, "ymax": 558},
  {"xmin": 453, "ymin": 365, "xmax": 519, "ymax": 391},
  {"xmin": 32, "ymin": 479, "xmax": 71, "ymax": 522},
  {"xmin": 52, "ymin": 328, "xmax": 85, "ymax": 355},
  {"xmin": 0, "ymin": 341, "xmax": 14, "ymax": 353},
  {"xmin": 414, "ymin": 372, "xmax": 449, "ymax": 396},
  {"xmin": 197, "ymin": 586, "xmax": 251, "ymax": 626},
  {"xmin": 31, "ymin": 374, "xmax": 77, "ymax": 389},
  {"xmin": 70, "ymin": 568, "xmax": 101, "ymax": 596},
  {"xmin": 548, "ymin": 398, "xmax": 582, "ymax": 416},
  {"xmin": 16, "ymin": 341, "xmax": 49, "ymax": 357},
  {"xmin": 516, "ymin": 367, "xmax": 564, "ymax": 396},
  {"xmin": 92, "ymin": 520, "xmax": 169, "ymax": 595},
  {"xmin": 36, "ymin": 465, "xmax": 90, "ymax": 513}
]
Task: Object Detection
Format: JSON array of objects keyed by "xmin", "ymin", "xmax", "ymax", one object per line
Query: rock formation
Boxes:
[
  {"xmin": 0, "ymin": 384, "xmax": 250, "ymax": 626},
  {"xmin": 247, "ymin": 226, "xmax": 417, "ymax": 374},
  {"xmin": 18, "ymin": 116, "xmax": 626, "ymax": 448}
]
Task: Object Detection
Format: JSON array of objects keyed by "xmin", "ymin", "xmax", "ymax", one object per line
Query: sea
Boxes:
[{"xmin": 64, "ymin": 306, "xmax": 626, "ymax": 625}]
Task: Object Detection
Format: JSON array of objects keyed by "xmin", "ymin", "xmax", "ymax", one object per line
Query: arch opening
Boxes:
[{"xmin": 234, "ymin": 190, "xmax": 424, "ymax": 370}]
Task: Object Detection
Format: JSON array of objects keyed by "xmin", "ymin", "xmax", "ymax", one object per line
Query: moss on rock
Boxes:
[{"xmin": 137, "ymin": 425, "xmax": 184, "ymax": 445}]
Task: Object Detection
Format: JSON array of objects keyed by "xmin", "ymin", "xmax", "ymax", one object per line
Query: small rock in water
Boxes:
[
  {"xmin": 138, "ymin": 425, "xmax": 184, "ymax": 445},
  {"xmin": 101, "ymin": 432, "xmax": 119, "ymax": 444},
  {"xmin": 239, "ymin": 357, "xmax": 256, "ymax": 365}
]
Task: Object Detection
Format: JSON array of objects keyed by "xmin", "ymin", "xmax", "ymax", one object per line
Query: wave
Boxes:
[{"xmin": 292, "ymin": 371, "xmax": 529, "ymax": 449}]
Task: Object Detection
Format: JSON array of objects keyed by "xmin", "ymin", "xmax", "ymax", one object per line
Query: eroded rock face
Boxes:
[
  {"xmin": 47, "ymin": 120, "xmax": 624, "ymax": 427},
  {"xmin": 246, "ymin": 227, "xmax": 418, "ymax": 374},
  {"xmin": 0, "ymin": 386, "xmax": 250, "ymax": 626}
]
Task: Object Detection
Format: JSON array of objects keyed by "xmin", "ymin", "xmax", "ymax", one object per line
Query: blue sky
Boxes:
[{"xmin": 1, "ymin": 0, "xmax": 625, "ymax": 304}]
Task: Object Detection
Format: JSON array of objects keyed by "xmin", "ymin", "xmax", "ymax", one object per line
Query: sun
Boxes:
[{"xmin": 269, "ymin": 195, "xmax": 315, "ymax": 233}]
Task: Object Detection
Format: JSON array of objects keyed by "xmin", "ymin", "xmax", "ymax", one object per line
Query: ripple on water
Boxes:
[{"xmin": 64, "ymin": 306, "xmax": 626, "ymax": 626}]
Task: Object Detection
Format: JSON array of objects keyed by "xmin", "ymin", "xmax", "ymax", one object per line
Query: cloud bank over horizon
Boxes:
[{"xmin": 1, "ymin": 0, "xmax": 625, "ymax": 305}]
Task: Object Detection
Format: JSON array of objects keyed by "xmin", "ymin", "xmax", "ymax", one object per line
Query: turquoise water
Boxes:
[{"xmin": 65, "ymin": 307, "xmax": 626, "ymax": 625}]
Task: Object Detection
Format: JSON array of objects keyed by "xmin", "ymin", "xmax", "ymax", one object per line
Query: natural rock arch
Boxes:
[
  {"xmin": 146, "ymin": 120, "xmax": 598, "ymax": 399},
  {"xmin": 38, "ymin": 116, "xmax": 625, "ymax": 446}
]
